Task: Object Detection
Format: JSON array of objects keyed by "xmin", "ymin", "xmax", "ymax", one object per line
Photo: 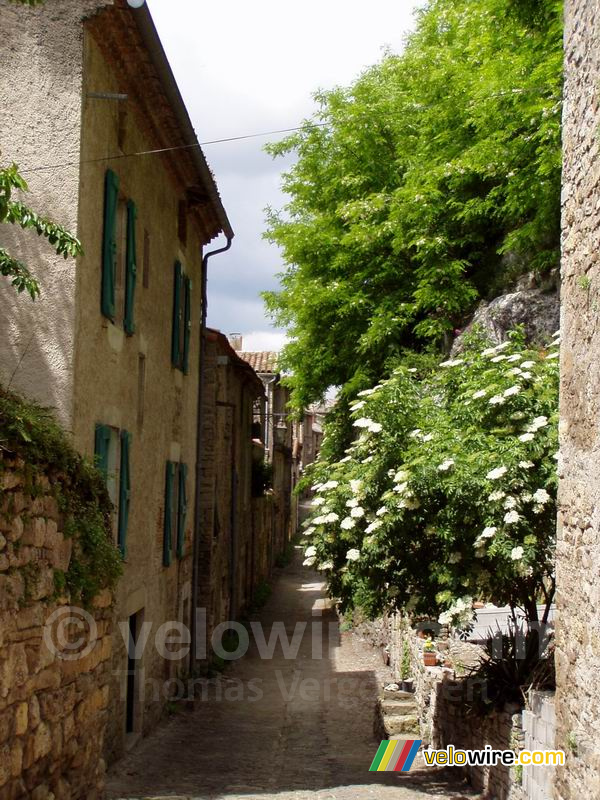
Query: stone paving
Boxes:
[{"xmin": 107, "ymin": 548, "xmax": 479, "ymax": 800}]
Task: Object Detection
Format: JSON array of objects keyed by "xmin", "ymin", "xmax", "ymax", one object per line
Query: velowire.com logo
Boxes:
[{"xmin": 370, "ymin": 739, "xmax": 422, "ymax": 772}]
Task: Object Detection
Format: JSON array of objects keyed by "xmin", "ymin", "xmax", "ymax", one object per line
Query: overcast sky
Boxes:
[{"xmin": 147, "ymin": 0, "xmax": 421, "ymax": 351}]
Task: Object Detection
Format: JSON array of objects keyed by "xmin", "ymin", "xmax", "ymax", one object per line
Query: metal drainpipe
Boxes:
[{"xmin": 190, "ymin": 235, "xmax": 233, "ymax": 671}]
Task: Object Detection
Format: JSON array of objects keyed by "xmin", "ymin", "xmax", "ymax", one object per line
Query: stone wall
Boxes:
[
  {"xmin": 0, "ymin": 456, "xmax": 113, "ymax": 800},
  {"xmin": 522, "ymin": 692, "xmax": 556, "ymax": 800},
  {"xmin": 381, "ymin": 618, "xmax": 557, "ymax": 799},
  {"xmin": 557, "ymin": 1, "xmax": 600, "ymax": 798},
  {"xmin": 433, "ymin": 674, "xmax": 526, "ymax": 800}
]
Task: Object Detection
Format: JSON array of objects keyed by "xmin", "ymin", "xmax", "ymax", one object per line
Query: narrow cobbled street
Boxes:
[{"xmin": 107, "ymin": 546, "xmax": 476, "ymax": 800}]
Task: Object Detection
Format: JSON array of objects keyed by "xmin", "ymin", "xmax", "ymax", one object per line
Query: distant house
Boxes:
[
  {"xmin": 231, "ymin": 340, "xmax": 296, "ymax": 559},
  {"xmin": 197, "ymin": 329, "xmax": 275, "ymax": 646},
  {"xmin": 0, "ymin": 0, "xmax": 233, "ymax": 763},
  {"xmin": 300, "ymin": 402, "xmax": 329, "ymax": 472}
]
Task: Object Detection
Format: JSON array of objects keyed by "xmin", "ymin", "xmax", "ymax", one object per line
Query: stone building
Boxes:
[
  {"xmin": 195, "ymin": 329, "xmax": 274, "ymax": 651},
  {"xmin": 299, "ymin": 402, "xmax": 328, "ymax": 472},
  {"xmin": 236, "ymin": 346, "xmax": 296, "ymax": 558},
  {"xmin": 556, "ymin": 1, "xmax": 600, "ymax": 797},
  {"xmin": 0, "ymin": 0, "xmax": 233, "ymax": 765}
]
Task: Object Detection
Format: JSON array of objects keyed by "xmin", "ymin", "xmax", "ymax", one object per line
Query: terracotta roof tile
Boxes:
[{"xmin": 238, "ymin": 352, "xmax": 279, "ymax": 374}]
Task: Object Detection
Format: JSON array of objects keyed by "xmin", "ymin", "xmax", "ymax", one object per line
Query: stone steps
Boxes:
[
  {"xmin": 381, "ymin": 713, "xmax": 420, "ymax": 736},
  {"xmin": 375, "ymin": 686, "xmax": 420, "ymax": 739},
  {"xmin": 380, "ymin": 698, "xmax": 417, "ymax": 716}
]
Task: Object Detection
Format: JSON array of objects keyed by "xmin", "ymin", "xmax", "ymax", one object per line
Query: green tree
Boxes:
[
  {"xmin": 1, "ymin": 0, "xmax": 81, "ymax": 298},
  {"xmin": 264, "ymin": 0, "xmax": 563, "ymax": 411},
  {"xmin": 1, "ymin": 164, "xmax": 81, "ymax": 298}
]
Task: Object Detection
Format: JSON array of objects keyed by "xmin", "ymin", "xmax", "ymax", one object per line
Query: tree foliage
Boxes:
[
  {"xmin": 0, "ymin": 163, "xmax": 81, "ymax": 298},
  {"xmin": 301, "ymin": 331, "xmax": 559, "ymax": 625},
  {"xmin": 264, "ymin": 0, "xmax": 563, "ymax": 410}
]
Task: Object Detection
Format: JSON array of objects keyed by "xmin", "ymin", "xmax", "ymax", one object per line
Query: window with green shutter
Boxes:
[
  {"xmin": 176, "ymin": 463, "xmax": 188, "ymax": 559},
  {"xmin": 124, "ymin": 201, "xmax": 137, "ymax": 336},
  {"xmin": 102, "ymin": 170, "xmax": 120, "ymax": 320},
  {"xmin": 163, "ymin": 461, "xmax": 176, "ymax": 567},
  {"xmin": 171, "ymin": 262, "xmax": 183, "ymax": 368},
  {"xmin": 118, "ymin": 431, "xmax": 132, "ymax": 558},
  {"xmin": 182, "ymin": 277, "xmax": 191, "ymax": 375}
]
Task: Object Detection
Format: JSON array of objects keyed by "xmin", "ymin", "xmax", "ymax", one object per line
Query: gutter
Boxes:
[{"xmin": 190, "ymin": 236, "xmax": 233, "ymax": 670}]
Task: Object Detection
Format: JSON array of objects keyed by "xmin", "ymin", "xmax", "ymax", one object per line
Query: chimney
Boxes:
[{"xmin": 228, "ymin": 333, "xmax": 243, "ymax": 351}]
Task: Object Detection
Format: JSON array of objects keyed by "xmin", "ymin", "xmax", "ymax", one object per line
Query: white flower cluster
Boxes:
[
  {"xmin": 438, "ymin": 596, "xmax": 475, "ymax": 628},
  {"xmin": 352, "ymin": 417, "xmax": 382, "ymax": 434}
]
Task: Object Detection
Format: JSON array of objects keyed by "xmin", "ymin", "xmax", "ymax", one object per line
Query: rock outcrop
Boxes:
[{"xmin": 452, "ymin": 285, "xmax": 560, "ymax": 354}]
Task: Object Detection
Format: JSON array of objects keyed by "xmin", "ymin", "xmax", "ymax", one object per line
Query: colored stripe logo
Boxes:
[{"xmin": 369, "ymin": 739, "xmax": 422, "ymax": 772}]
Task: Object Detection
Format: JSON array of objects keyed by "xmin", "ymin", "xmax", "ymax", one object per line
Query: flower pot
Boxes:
[
  {"xmin": 401, "ymin": 679, "xmax": 415, "ymax": 693},
  {"xmin": 423, "ymin": 652, "xmax": 438, "ymax": 667}
]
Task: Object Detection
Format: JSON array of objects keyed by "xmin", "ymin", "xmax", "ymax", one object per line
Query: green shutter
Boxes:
[
  {"xmin": 176, "ymin": 463, "xmax": 188, "ymax": 559},
  {"xmin": 163, "ymin": 461, "xmax": 175, "ymax": 567},
  {"xmin": 94, "ymin": 424, "xmax": 111, "ymax": 480},
  {"xmin": 182, "ymin": 277, "xmax": 191, "ymax": 375},
  {"xmin": 171, "ymin": 261, "xmax": 183, "ymax": 367},
  {"xmin": 124, "ymin": 200, "xmax": 137, "ymax": 336},
  {"xmin": 118, "ymin": 431, "xmax": 131, "ymax": 559},
  {"xmin": 101, "ymin": 169, "xmax": 119, "ymax": 320}
]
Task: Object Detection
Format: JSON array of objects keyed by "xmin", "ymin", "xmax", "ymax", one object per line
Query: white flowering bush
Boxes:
[{"xmin": 302, "ymin": 330, "xmax": 559, "ymax": 625}]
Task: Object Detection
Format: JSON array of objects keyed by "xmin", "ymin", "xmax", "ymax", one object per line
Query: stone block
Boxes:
[
  {"xmin": 51, "ymin": 538, "xmax": 72, "ymax": 572},
  {"xmin": 0, "ymin": 534, "xmax": 6, "ymax": 551},
  {"xmin": 53, "ymin": 777, "xmax": 72, "ymax": 800},
  {"xmin": 16, "ymin": 604, "xmax": 46, "ymax": 632},
  {"xmin": 14, "ymin": 701, "xmax": 28, "ymax": 736},
  {"xmin": 7, "ymin": 515, "xmax": 23, "ymax": 542},
  {"xmin": 383, "ymin": 714, "xmax": 420, "ymax": 736},
  {"xmin": 1, "ymin": 473, "xmax": 22, "ymax": 491},
  {"xmin": 29, "ymin": 695, "xmax": 41, "ymax": 729},
  {"xmin": 43, "ymin": 496, "xmax": 59, "ymax": 521},
  {"xmin": 10, "ymin": 741, "xmax": 23, "ymax": 779},
  {"xmin": 39, "ymin": 684, "xmax": 77, "ymax": 722},
  {"xmin": 22, "ymin": 517, "xmax": 47, "ymax": 548},
  {"xmin": 62, "ymin": 713, "xmax": 75, "ymax": 744},
  {"xmin": 92, "ymin": 589, "xmax": 112, "ymax": 609},
  {"xmin": 29, "ymin": 666, "xmax": 61, "ymax": 694},
  {"xmin": 31, "ymin": 784, "xmax": 52, "ymax": 800},
  {"xmin": 43, "ymin": 519, "xmax": 61, "ymax": 551},
  {"xmin": 29, "ymin": 565, "xmax": 55, "ymax": 602},
  {"xmin": 0, "ymin": 644, "xmax": 28, "ymax": 696},
  {"xmin": 0, "ymin": 745, "xmax": 10, "ymax": 787},
  {"xmin": 33, "ymin": 721, "xmax": 52, "ymax": 760}
]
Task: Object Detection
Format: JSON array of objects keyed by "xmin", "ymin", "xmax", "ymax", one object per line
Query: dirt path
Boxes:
[{"xmin": 107, "ymin": 547, "xmax": 477, "ymax": 800}]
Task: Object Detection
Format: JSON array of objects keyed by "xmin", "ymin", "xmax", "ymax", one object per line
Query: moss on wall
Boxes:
[{"xmin": 0, "ymin": 387, "xmax": 122, "ymax": 605}]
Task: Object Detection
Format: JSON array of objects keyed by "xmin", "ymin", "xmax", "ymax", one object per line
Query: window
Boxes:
[
  {"xmin": 95, "ymin": 424, "xmax": 132, "ymax": 558},
  {"xmin": 163, "ymin": 461, "xmax": 188, "ymax": 567},
  {"xmin": 114, "ymin": 198, "xmax": 127, "ymax": 324},
  {"xmin": 171, "ymin": 262, "xmax": 191, "ymax": 373},
  {"xmin": 101, "ymin": 169, "xmax": 137, "ymax": 334}
]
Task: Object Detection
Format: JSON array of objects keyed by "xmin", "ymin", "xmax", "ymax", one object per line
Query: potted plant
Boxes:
[
  {"xmin": 400, "ymin": 641, "xmax": 415, "ymax": 692},
  {"xmin": 423, "ymin": 637, "xmax": 438, "ymax": 667}
]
